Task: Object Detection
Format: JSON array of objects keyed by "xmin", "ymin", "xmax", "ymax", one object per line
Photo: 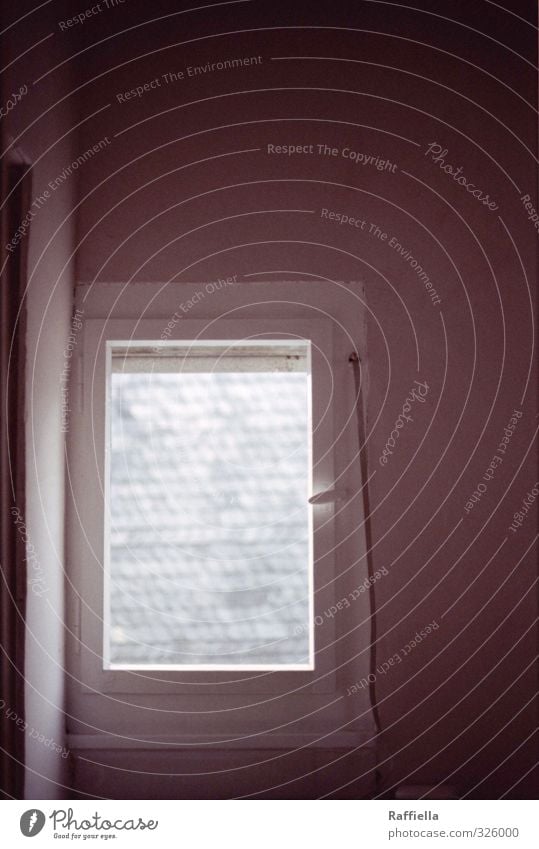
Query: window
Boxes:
[
  {"xmin": 67, "ymin": 294, "xmax": 373, "ymax": 756},
  {"xmin": 105, "ymin": 341, "xmax": 313, "ymax": 670},
  {"xmin": 72, "ymin": 315, "xmax": 343, "ymax": 696}
]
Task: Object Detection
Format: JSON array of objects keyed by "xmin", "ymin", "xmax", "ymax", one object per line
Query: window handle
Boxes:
[{"xmin": 308, "ymin": 488, "xmax": 350, "ymax": 505}]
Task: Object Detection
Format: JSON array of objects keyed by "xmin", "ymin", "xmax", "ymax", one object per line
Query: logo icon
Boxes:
[{"xmin": 20, "ymin": 810, "xmax": 45, "ymax": 837}]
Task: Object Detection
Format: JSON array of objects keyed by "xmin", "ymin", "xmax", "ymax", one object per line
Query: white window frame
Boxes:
[{"xmin": 71, "ymin": 317, "xmax": 339, "ymax": 696}]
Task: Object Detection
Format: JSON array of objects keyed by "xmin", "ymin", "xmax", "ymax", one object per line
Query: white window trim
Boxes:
[{"xmin": 71, "ymin": 317, "xmax": 339, "ymax": 695}]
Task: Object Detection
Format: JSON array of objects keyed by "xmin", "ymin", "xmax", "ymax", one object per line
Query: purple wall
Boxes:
[
  {"xmin": 74, "ymin": 1, "xmax": 537, "ymax": 797},
  {"xmin": 2, "ymin": 0, "xmax": 537, "ymax": 798}
]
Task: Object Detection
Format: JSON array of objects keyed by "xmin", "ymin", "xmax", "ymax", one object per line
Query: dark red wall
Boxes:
[
  {"xmin": 4, "ymin": 0, "xmax": 538, "ymax": 798},
  {"xmin": 76, "ymin": 0, "xmax": 538, "ymax": 798}
]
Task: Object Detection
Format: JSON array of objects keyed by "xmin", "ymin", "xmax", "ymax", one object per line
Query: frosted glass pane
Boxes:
[{"xmin": 108, "ymin": 363, "xmax": 311, "ymax": 667}]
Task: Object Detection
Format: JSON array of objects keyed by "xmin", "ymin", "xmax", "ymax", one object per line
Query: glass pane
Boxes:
[{"xmin": 107, "ymin": 351, "xmax": 312, "ymax": 667}]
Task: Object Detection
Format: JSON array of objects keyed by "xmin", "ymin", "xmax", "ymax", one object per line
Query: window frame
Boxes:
[{"xmin": 73, "ymin": 317, "xmax": 339, "ymax": 696}]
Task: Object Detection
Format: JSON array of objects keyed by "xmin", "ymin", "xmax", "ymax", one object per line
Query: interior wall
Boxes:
[
  {"xmin": 1, "ymin": 2, "xmax": 77, "ymax": 798},
  {"xmin": 1, "ymin": 0, "xmax": 536, "ymax": 800},
  {"xmin": 71, "ymin": 0, "xmax": 538, "ymax": 798}
]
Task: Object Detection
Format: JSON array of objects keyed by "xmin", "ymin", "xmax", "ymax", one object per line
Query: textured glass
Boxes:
[{"xmin": 108, "ymin": 365, "xmax": 311, "ymax": 666}]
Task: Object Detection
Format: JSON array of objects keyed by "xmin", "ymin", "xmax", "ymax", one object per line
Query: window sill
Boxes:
[{"xmin": 67, "ymin": 730, "xmax": 375, "ymax": 751}]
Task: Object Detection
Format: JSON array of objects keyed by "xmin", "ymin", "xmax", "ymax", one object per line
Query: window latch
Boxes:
[{"xmin": 308, "ymin": 488, "xmax": 350, "ymax": 505}]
